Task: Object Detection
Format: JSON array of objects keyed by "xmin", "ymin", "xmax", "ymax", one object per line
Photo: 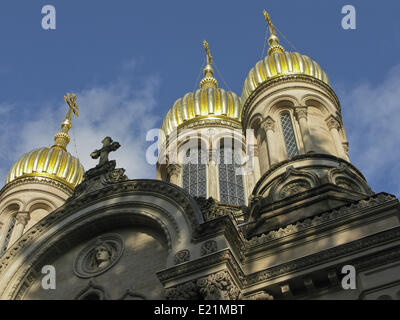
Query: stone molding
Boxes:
[
  {"xmin": 194, "ymin": 197, "xmax": 242, "ymax": 222},
  {"xmin": 261, "ymin": 117, "xmax": 276, "ymax": 133},
  {"xmin": 0, "ymin": 176, "xmax": 73, "ymax": 198},
  {"xmin": 165, "ymin": 270, "xmax": 241, "ymax": 300},
  {"xmin": 245, "ymin": 193, "xmax": 396, "ymax": 246},
  {"xmin": 252, "ymin": 153, "xmax": 367, "ymax": 193},
  {"xmin": 241, "ymin": 75, "xmax": 341, "ymax": 130}
]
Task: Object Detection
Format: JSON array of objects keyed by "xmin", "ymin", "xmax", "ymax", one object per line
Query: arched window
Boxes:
[
  {"xmin": 182, "ymin": 148, "xmax": 207, "ymax": 197},
  {"xmin": 0, "ymin": 215, "xmax": 16, "ymax": 256},
  {"xmin": 280, "ymin": 112, "xmax": 299, "ymax": 158},
  {"xmin": 218, "ymin": 147, "xmax": 245, "ymax": 206}
]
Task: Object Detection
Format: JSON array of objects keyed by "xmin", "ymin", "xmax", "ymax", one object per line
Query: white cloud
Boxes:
[
  {"xmin": 341, "ymin": 64, "xmax": 400, "ymax": 196},
  {"xmin": 0, "ymin": 72, "xmax": 161, "ymax": 184}
]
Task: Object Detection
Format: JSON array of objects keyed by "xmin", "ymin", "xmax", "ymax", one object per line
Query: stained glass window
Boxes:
[
  {"xmin": 0, "ymin": 215, "xmax": 16, "ymax": 256},
  {"xmin": 218, "ymin": 148, "xmax": 245, "ymax": 206},
  {"xmin": 280, "ymin": 112, "xmax": 299, "ymax": 158},
  {"xmin": 182, "ymin": 148, "xmax": 207, "ymax": 198}
]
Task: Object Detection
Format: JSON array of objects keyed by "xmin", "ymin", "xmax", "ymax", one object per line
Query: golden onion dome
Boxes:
[
  {"xmin": 161, "ymin": 88, "xmax": 241, "ymax": 136},
  {"xmin": 6, "ymin": 147, "xmax": 84, "ymax": 189},
  {"xmin": 4, "ymin": 93, "xmax": 84, "ymax": 191},
  {"xmin": 161, "ymin": 40, "xmax": 242, "ymax": 137},
  {"xmin": 241, "ymin": 10, "xmax": 330, "ymax": 104}
]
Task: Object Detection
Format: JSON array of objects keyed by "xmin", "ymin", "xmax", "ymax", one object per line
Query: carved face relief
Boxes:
[{"xmin": 73, "ymin": 234, "xmax": 124, "ymax": 278}]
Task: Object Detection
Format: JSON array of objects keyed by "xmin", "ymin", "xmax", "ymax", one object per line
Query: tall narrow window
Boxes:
[
  {"xmin": 0, "ymin": 215, "xmax": 16, "ymax": 256},
  {"xmin": 280, "ymin": 112, "xmax": 299, "ymax": 158},
  {"xmin": 218, "ymin": 148, "xmax": 245, "ymax": 206},
  {"xmin": 182, "ymin": 148, "xmax": 207, "ymax": 197}
]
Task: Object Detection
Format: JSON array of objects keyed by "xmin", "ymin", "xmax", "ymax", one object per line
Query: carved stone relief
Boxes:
[
  {"xmin": 73, "ymin": 233, "xmax": 124, "ymax": 278},
  {"xmin": 174, "ymin": 249, "xmax": 190, "ymax": 265},
  {"xmin": 201, "ymin": 240, "xmax": 218, "ymax": 256},
  {"xmin": 165, "ymin": 270, "xmax": 241, "ymax": 300}
]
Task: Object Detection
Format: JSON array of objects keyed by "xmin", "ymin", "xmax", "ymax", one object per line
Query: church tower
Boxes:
[
  {"xmin": 0, "ymin": 94, "xmax": 84, "ymax": 254},
  {"xmin": 158, "ymin": 41, "xmax": 254, "ymax": 206},
  {"xmin": 242, "ymin": 11, "xmax": 373, "ymax": 235}
]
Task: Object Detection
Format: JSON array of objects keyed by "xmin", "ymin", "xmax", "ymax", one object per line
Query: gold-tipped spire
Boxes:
[
  {"xmin": 200, "ymin": 40, "xmax": 218, "ymax": 89},
  {"xmin": 52, "ymin": 93, "xmax": 79, "ymax": 151},
  {"xmin": 263, "ymin": 10, "xmax": 285, "ymax": 56}
]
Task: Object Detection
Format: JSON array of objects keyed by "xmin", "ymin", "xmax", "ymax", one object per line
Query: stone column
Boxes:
[
  {"xmin": 261, "ymin": 117, "xmax": 279, "ymax": 166},
  {"xmin": 326, "ymin": 116, "xmax": 347, "ymax": 159},
  {"xmin": 255, "ymin": 127, "xmax": 269, "ymax": 175},
  {"xmin": 295, "ymin": 107, "xmax": 313, "ymax": 153},
  {"xmin": 167, "ymin": 164, "xmax": 182, "ymax": 187},
  {"xmin": 245, "ymin": 144, "xmax": 260, "ymax": 198},
  {"xmin": 8, "ymin": 212, "xmax": 30, "ymax": 247},
  {"xmin": 208, "ymin": 149, "xmax": 219, "ymax": 200}
]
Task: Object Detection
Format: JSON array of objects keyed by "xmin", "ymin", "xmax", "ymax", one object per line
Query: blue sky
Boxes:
[{"xmin": 0, "ymin": 0, "xmax": 399, "ymax": 197}]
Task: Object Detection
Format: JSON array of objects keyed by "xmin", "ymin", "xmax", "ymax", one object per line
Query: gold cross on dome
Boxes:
[
  {"xmin": 64, "ymin": 92, "xmax": 79, "ymax": 121},
  {"xmin": 203, "ymin": 40, "xmax": 213, "ymax": 65}
]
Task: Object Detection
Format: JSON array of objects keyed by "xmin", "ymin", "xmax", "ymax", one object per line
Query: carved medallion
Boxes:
[
  {"xmin": 174, "ymin": 250, "xmax": 190, "ymax": 265},
  {"xmin": 201, "ymin": 240, "xmax": 218, "ymax": 256},
  {"xmin": 73, "ymin": 233, "xmax": 124, "ymax": 278}
]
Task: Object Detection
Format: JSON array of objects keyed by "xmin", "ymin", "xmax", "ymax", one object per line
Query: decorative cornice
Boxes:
[
  {"xmin": 245, "ymin": 227, "xmax": 400, "ymax": 286},
  {"xmin": 0, "ymin": 175, "xmax": 73, "ymax": 197},
  {"xmin": 165, "ymin": 270, "xmax": 241, "ymax": 300},
  {"xmin": 245, "ymin": 193, "xmax": 397, "ymax": 246},
  {"xmin": 158, "ymin": 117, "xmax": 243, "ymax": 153},
  {"xmin": 252, "ymin": 153, "xmax": 368, "ymax": 194},
  {"xmin": 241, "ymin": 75, "xmax": 341, "ymax": 130},
  {"xmin": 193, "ymin": 197, "xmax": 243, "ymax": 222},
  {"xmin": 157, "ymin": 250, "xmax": 246, "ymax": 284}
]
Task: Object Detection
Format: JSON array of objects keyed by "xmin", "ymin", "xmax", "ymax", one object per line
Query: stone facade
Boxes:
[{"xmin": 0, "ymin": 12, "xmax": 399, "ymax": 301}]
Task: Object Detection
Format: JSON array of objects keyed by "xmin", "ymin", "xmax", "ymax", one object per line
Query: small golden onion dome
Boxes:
[
  {"xmin": 4, "ymin": 93, "xmax": 84, "ymax": 191},
  {"xmin": 161, "ymin": 88, "xmax": 241, "ymax": 136},
  {"xmin": 161, "ymin": 40, "xmax": 242, "ymax": 136},
  {"xmin": 241, "ymin": 11, "xmax": 330, "ymax": 104},
  {"xmin": 5, "ymin": 147, "xmax": 84, "ymax": 189}
]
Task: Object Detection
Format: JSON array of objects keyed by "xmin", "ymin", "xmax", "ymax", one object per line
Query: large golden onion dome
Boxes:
[
  {"xmin": 241, "ymin": 10, "xmax": 330, "ymax": 104},
  {"xmin": 5, "ymin": 94, "xmax": 84, "ymax": 191},
  {"xmin": 161, "ymin": 41, "xmax": 242, "ymax": 137}
]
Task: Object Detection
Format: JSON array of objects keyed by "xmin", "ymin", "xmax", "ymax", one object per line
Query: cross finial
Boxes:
[
  {"xmin": 200, "ymin": 40, "xmax": 218, "ymax": 89},
  {"xmin": 64, "ymin": 93, "xmax": 79, "ymax": 121},
  {"xmin": 203, "ymin": 40, "xmax": 212, "ymax": 66},
  {"xmin": 263, "ymin": 10, "xmax": 276, "ymax": 36},
  {"xmin": 90, "ymin": 136, "xmax": 121, "ymax": 167},
  {"xmin": 262, "ymin": 10, "xmax": 285, "ymax": 56},
  {"xmin": 52, "ymin": 93, "xmax": 80, "ymax": 151}
]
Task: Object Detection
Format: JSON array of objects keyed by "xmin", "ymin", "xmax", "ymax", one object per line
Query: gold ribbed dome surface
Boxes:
[
  {"xmin": 6, "ymin": 147, "xmax": 84, "ymax": 189},
  {"xmin": 161, "ymin": 40, "xmax": 242, "ymax": 137},
  {"xmin": 161, "ymin": 87, "xmax": 241, "ymax": 136},
  {"xmin": 241, "ymin": 10, "xmax": 330, "ymax": 105},
  {"xmin": 4, "ymin": 93, "xmax": 84, "ymax": 190},
  {"xmin": 241, "ymin": 51, "xmax": 330, "ymax": 103}
]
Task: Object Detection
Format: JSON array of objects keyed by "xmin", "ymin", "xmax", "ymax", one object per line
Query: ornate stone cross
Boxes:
[{"xmin": 90, "ymin": 137, "xmax": 121, "ymax": 167}]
